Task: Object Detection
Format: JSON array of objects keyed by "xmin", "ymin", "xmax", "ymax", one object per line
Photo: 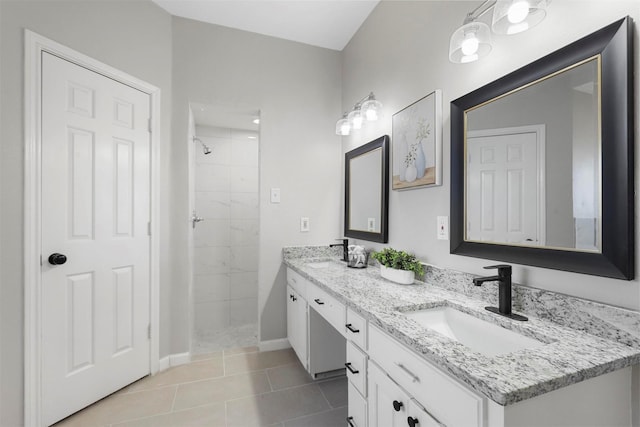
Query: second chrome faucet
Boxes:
[{"xmin": 473, "ymin": 264, "xmax": 528, "ymax": 321}]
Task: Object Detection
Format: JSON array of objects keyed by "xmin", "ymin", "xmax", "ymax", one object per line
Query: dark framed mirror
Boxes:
[
  {"xmin": 345, "ymin": 135, "xmax": 390, "ymax": 243},
  {"xmin": 451, "ymin": 17, "xmax": 633, "ymax": 279}
]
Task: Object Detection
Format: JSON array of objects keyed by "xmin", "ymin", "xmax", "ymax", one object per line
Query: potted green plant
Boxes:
[{"xmin": 371, "ymin": 247, "xmax": 424, "ymax": 285}]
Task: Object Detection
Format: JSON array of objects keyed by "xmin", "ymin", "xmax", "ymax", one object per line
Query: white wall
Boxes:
[
  {"xmin": 0, "ymin": 2, "xmax": 173, "ymax": 425},
  {"xmin": 341, "ymin": 0, "xmax": 640, "ymax": 311},
  {"xmin": 171, "ymin": 17, "xmax": 342, "ymax": 347}
]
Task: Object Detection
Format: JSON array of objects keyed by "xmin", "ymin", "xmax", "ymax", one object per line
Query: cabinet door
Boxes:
[
  {"xmin": 286, "ymin": 285, "xmax": 307, "ymax": 367},
  {"xmin": 368, "ymin": 362, "xmax": 411, "ymax": 427},
  {"xmin": 407, "ymin": 399, "xmax": 442, "ymax": 427}
]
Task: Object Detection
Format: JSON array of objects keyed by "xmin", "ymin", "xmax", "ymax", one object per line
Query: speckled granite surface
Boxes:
[{"xmin": 282, "ymin": 246, "xmax": 640, "ymax": 406}]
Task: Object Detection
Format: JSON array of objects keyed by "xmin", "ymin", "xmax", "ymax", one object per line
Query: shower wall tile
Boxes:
[
  {"xmin": 231, "ymin": 139, "xmax": 259, "ymax": 167},
  {"xmin": 229, "ymin": 272, "xmax": 259, "ymax": 300},
  {"xmin": 230, "ymin": 246, "xmax": 259, "ymax": 273},
  {"xmin": 196, "ymin": 164, "xmax": 230, "ymax": 192},
  {"xmin": 195, "ymin": 300, "xmax": 229, "ymax": 335},
  {"xmin": 230, "ymin": 193, "xmax": 259, "ymax": 219},
  {"xmin": 194, "ymin": 219, "xmax": 231, "ymax": 248},
  {"xmin": 195, "ymin": 191, "xmax": 231, "ymax": 219},
  {"xmin": 230, "ymin": 166, "xmax": 259, "ymax": 193},
  {"xmin": 229, "ymin": 298, "xmax": 258, "ymax": 326},
  {"xmin": 194, "ymin": 247, "xmax": 230, "ymax": 275},
  {"xmin": 230, "ymin": 219, "xmax": 260, "ymax": 247},
  {"xmin": 194, "ymin": 274, "xmax": 230, "ymax": 303}
]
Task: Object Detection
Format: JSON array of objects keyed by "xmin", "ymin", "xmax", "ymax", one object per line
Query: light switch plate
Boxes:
[
  {"xmin": 367, "ymin": 218, "xmax": 376, "ymax": 231},
  {"xmin": 270, "ymin": 188, "xmax": 281, "ymax": 203},
  {"xmin": 437, "ymin": 216, "xmax": 449, "ymax": 240},
  {"xmin": 300, "ymin": 217, "xmax": 310, "ymax": 232}
]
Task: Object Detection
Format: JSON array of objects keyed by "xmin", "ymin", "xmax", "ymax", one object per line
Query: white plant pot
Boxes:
[{"xmin": 380, "ymin": 265, "xmax": 415, "ymax": 285}]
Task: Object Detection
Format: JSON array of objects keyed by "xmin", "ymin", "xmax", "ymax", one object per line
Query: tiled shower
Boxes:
[{"xmin": 191, "ymin": 125, "xmax": 259, "ymax": 353}]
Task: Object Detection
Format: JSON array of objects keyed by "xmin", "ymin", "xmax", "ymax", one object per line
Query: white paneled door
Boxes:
[
  {"xmin": 41, "ymin": 52, "xmax": 151, "ymax": 426},
  {"xmin": 467, "ymin": 126, "xmax": 545, "ymax": 246}
]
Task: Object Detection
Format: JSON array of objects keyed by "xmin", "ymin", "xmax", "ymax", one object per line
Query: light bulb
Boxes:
[
  {"xmin": 365, "ymin": 109, "xmax": 378, "ymax": 121},
  {"xmin": 508, "ymin": 1, "xmax": 530, "ymax": 24},
  {"xmin": 340, "ymin": 121, "xmax": 351, "ymax": 135},
  {"xmin": 461, "ymin": 32, "xmax": 479, "ymax": 56},
  {"xmin": 352, "ymin": 116, "xmax": 363, "ymax": 129}
]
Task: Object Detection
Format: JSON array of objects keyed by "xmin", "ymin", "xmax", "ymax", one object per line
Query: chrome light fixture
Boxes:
[
  {"xmin": 336, "ymin": 92, "xmax": 382, "ymax": 136},
  {"xmin": 449, "ymin": 0, "xmax": 551, "ymax": 64}
]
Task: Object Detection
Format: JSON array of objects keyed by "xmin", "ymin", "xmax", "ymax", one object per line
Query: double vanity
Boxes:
[{"xmin": 284, "ymin": 248, "xmax": 640, "ymax": 427}]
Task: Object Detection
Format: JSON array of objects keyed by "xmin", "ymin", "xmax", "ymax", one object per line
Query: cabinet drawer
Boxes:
[
  {"xmin": 346, "ymin": 341, "xmax": 367, "ymax": 397},
  {"xmin": 369, "ymin": 325, "xmax": 483, "ymax": 427},
  {"xmin": 286, "ymin": 267, "xmax": 307, "ymax": 298},
  {"xmin": 346, "ymin": 308, "xmax": 367, "ymax": 350},
  {"xmin": 307, "ymin": 283, "xmax": 345, "ymax": 336},
  {"xmin": 348, "ymin": 381, "xmax": 367, "ymax": 427}
]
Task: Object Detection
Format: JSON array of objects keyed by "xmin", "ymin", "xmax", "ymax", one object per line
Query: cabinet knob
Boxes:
[
  {"xmin": 407, "ymin": 416, "xmax": 419, "ymax": 427},
  {"xmin": 346, "ymin": 416, "xmax": 355, "ymax": 427},
  {"xmin": 393, "ymin": 400, "xmax": 404, "ymax": 411}
]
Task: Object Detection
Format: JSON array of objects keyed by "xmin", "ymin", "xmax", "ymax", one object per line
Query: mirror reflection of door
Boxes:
[
  {"xmin": 349, "ymin": 148, "xmax": 382, "ymax": 233},
  {"xmin": 467, "ymin": 126, "xmax": 545, "ymax": 246}
]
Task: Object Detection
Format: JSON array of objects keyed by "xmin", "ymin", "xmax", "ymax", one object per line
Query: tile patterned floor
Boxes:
[{"xmin": 54, "ymin": 347, "xmax": 348, "ymax": 427}]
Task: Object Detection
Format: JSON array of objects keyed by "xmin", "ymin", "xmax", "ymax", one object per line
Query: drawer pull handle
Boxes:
[
  {"xmin": 347, "ymin": 416, "xmax": 355, "ymax": 427},
  {"xmin": 314, "ymin": 298, "xmax": 325, "ymax": 305},
  {"xmin": 396, "ymin": 363, "xmax": 420, "ymax": 383},
  {"xmin": 345, "ymin": 323, "xmax": 360, "ymax": 333},
  {"xmin": 407, "ymin": 416, "xmax": 419, "ymax": 427},
  {"xmin": 393, "ymin": 400, "xmax": 404, "ymax": 411},
  {"xmin": 345, "ymin": 362, "xmax": 359, "ymax": 374}
]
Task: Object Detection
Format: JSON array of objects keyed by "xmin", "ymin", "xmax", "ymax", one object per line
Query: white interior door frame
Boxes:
[{"xmin": 24, "ymin": 30, "xmax": 161, "ymax": 426}]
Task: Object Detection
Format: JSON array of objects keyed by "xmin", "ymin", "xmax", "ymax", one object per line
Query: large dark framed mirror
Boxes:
[
  {"xmin": 451, "ymin": 17, "xmax": 633, "ymax": 279},
  {"xmin": 345, "ymin": 135, "xmax": 390, "ymax": 243}
]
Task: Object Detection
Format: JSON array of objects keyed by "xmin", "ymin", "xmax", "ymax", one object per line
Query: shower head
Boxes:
[{"xmin": 193, "ymin": 137, "xmax": 212, "ymax": 155}]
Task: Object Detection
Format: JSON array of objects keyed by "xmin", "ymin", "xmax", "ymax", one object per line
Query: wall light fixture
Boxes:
[
  {"xmin": 449, "ymin": 0, "xmax": 551, "ymax": 64},
  {"xmin": 336, "ymin": 92, "xmax": 382, "ymax": 136}
]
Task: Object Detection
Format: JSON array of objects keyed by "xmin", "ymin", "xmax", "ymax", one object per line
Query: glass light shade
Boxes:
[
  {"xmin": 335, "ymin": 114, "xmax": 351, "ymax": 136},
  {"xmin": 361, "ymin": 95, "xmax": 382, "ymax": 121},
  {"xmin": 492, "ymin": 0, "xmax": 551, "ymax": 35},
  {"xmin": 347, "ymin": 106, "xmax": 364, "ymax": 130},
  {"xmin": 449, "ymin": 21, "xmax": 492, "ymax": 64}
]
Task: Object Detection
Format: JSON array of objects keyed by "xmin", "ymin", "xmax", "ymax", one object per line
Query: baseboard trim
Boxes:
[
  {"xmin": 158, "ymin": 352, "xmax": 191, "ymax": 372},
  {"xmin": 259, "ymin": 338, "xmax": 291, "ymax": 352}
]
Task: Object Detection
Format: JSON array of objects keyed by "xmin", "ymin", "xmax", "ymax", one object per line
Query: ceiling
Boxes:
[
  {"xmin": 152, "ymin": 0, "xmax": 380, "ymax": 50},
  {"xmin": 191, "ymin": 102, "xmax": 260, "ymax": 130}
]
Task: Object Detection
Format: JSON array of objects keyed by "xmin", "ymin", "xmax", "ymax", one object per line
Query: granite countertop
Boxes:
[{"xmin": 283, "ymin": 256, "xmax": 640, "ymax": 406}]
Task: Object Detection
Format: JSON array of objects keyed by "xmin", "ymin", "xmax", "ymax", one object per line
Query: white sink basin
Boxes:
[
  {"xmin": 307, "ymin": 262, "xmax": 330, "ymax": 269},
  {"xmin": 404, "ymin": 306, "xmax": 545, "ymax": 357}
]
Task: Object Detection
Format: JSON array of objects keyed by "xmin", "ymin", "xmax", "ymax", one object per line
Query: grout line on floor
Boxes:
[
  {"xmin": 169, "ymin": 383, "xmax": 179, "ymax": 412},
  {"xmin": 279, "ymin": 405, "xmax": 346, "ymax": 425},
  {"xmin": 317, "ymin": 380, "xmax": 334, "ymax": 409},
  {"xmin": 265, "ymin": 367, "xmax": 275, "ymax": 391}
]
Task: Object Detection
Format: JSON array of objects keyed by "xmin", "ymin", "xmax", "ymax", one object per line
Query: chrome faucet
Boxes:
[
  {"xmin": 473, "ymin": 265, "xmax": 528, "ymax": 321},
  {"xmin": 329, "ymin": 238, "xmax": 349, "ymax": 262}
]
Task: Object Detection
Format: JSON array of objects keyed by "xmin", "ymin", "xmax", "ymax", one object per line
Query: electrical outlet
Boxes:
[
  {"xmin": 300, "ymin": 217, "xmax": 310, "ymax": 232},
  {"xmin": 367, "ymin": 218, "xmax": 376, "ymax": 231},
  {"xmin": 437, "ymin": 216, "xmax": 449, "ymax": 240},
  {"xmin": 270, "ymin": 188, "xmax": 281, "ymax": 203}
]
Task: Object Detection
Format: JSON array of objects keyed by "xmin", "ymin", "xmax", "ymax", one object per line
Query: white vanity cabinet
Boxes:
[
  {"xmin": 368, "ymin": 362, "xmax": 440, "ymax": 427},
  {"xmin": 286, "ymin": 285, "xmax": 307, "ymax": 367},
  {"xmin": 286, "ymin": 268, "xmax": 345, "ymax": 378}
]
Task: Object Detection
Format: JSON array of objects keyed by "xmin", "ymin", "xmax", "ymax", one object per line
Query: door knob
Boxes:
[
  {"xmin": 393, "ymin": 400, "xmax": 404, "ymax": 411},
  {"xmin": 48, "ymin": 253, "xmax": 67, "ymax": 265},
  {"xmin": 407, "ymin": 416, "xmax": 419, "ymax": 427},
  {"xmin": 191, "ymin": 211, "xmax": 204, "ymax": 229}
]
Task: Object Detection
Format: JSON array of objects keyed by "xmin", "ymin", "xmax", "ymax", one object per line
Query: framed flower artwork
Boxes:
[{"xmin": 392, "ymin": 90, "xmax": 442, "ymax": 190}]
